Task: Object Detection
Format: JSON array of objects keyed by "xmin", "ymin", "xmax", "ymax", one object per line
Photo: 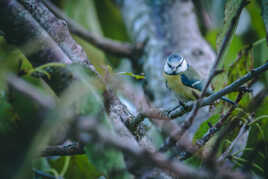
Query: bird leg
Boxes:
[{"xmin": 179, "ymin": 100, "xmax": 189, "ymax": 112}]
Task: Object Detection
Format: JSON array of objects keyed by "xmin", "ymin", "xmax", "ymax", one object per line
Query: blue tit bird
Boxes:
[{"xmin": 163, "ymin": 53, "xmax": 235, "ymax": 105}]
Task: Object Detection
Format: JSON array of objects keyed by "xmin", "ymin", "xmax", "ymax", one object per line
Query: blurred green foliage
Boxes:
[
  {"xmin": 94, "ymin": 0, "xmax": 130, "ymax": 67},
  {"xmin": 193, "ymin": 113, "xmax": 220, "ymax": 143},
  {"xmin": 1, "ymin": 0, "xmax": 268, "ymax": 178},
  {"xmin": 216, "ymin": 0, "xmax": 244, "ymax": 52},
  {"xmin": 61, "ymin": 0, "xmax": 130, "ymax": 177},
  {"xmin": 247, "ymin": 0, "xmax": 266, "ymax": 38},
  {"xmin": 243, "ymin": 96, "xmax": 268, "ymax": 176},
  {"xmin": 85, "ymin": 144, "xmax": 130, "ymax": 178},
  {"xmin": 49, "ymin": 155, "xmax": 102, "ymax": 179},
  {"xmin": 62, "ymin": 0, "xmax": 108, "ymax": 76},
  {"xmin": 261, "ymin": 0, "xmax": 268, "ymax": 37}
]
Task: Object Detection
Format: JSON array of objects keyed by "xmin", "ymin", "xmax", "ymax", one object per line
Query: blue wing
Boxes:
[
  {"xmin": 180, "ymin": 74, "xmax": 203, "ymax": 92},
  {"xmin": 181, "ymin": 69, "xmax": 236, "ymax": 105}
]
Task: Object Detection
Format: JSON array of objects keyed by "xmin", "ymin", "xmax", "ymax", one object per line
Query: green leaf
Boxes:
[
  {"xmin": 261, "ymin": 0, "xmax": 268, "ymax": 41},
  {"xmin": 0, "ymin": 92, "xmax": 17, "ymax": 134},
  {"xmin": 49, "ymin": 155, "xmax": 102, "ymax": 179},
  {"xmin": 62, "ymin": 0, "xmax": 108, "ymax": 76},
  {"xmin": 94, "ymin": 0, "xmax": 130, "ymax": 66},
  {"xmin": 0, "ymin": 37, "xmax": 32, "ymax": 73},
  {"xmin": 253, "ymin": 38, "xmax": 268, "ymax": 61},
  {"xmin": 216, "ymin": 0, "xmax": 245, "ymax": 53},
  {"xmin": 28, "ymin": 62, "xmax": 66, "ymax": 79},
  {"xmin": 222, "ymin": 35, "xmax": 243, "ymax": 67},
  {"xmin": 249, "ymin": 115, "xmax": 268, "ymax": 126},
  {"xmin": 85, "ymin": 144, "xmax": 130, "ymax": 178},
  {"xmin": 193, "ymin": 114, "xmax": 220, "ymax": 143},
  {"xmin": 243, "ymin": 96, "xmax": 268, "ymax": 176},
  {"xmin": 226, "ymin": 45, "xmax": 253, "ymax": 106},
  {"xmin": 253, "ymin": 38, "xmax": 268, "ymax": 86},
  {"xmin": 94, "ymin": 0, "xmax": 129, "ymax": 42},
  {"xmin": 118, "ymin": 72, "xmax": 145, "ymax": 80},
  {"xmin": 184, "ymin": 156, "xmax": 202, "ymax": 168},
  {"xmin": 247, "ymin": 0, "xmax": 266, "ymax": 38},
  {"xmin": 63, "ymin": 0, "xmax": 102, "ymax": 34}
]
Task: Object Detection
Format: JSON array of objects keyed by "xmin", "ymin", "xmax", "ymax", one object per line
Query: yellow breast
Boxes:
[{"xmin": 163, "ymin": 73, "xmax": 200, "ymax": 102}]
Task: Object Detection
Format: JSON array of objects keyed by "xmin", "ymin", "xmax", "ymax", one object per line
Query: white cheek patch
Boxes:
[{"xmin": 164, "ymin": 63, "xmax": 170, "ymax": 73}]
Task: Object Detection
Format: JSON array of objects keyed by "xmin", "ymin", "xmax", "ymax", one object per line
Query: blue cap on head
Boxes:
[
  {"xmin": 164, "ymin": 53, "xmax": 188, "ymax": 75},
  {"xmin": 167, "ymin": 53, "xmax": 183, "ymax": 63}
]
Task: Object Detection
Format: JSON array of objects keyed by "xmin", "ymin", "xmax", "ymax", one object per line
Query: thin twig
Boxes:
[
  {"xmin": 169, "ymin": 61, "xmax": 268, "ymax": 119},
  {"xmin": 173, "ymin": 0, "xmax": 250, "ymax": 149},
  {"xmin": 159, "ymin": 60, "xmax": 268, "ymax": 151},
  {"xmin": 183, "ymin": 0, "xmax": 248, "ymax": 130},
  {"xmin": 160, "ymin": 85, "xmax": 244, "ymax": 153},
  {"xmin": 201, "ymin": 61, "xmax": 268, "ymax": 106},
  {"xmin": 196, "ymin": 91, "xmax": 244, "ymax": 147},
  {"xmin": 42, "ymin": 0, "xmax": 144, "ymax": 59},
  {"xmin": 41, "ymin": 143, "xmax": 85, "ymax": 157},
  {"xmin": 203, "ymin": 120, "xmax": 239, "ymax": 169},
  {"xmin": 200, "ymin": 0, "xmax": 249, "ymax": 98},
  {"xmin": 181, "ymin": 89, "xmax": 266, "ymax": 161}
]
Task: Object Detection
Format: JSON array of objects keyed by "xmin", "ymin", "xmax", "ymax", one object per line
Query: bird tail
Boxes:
[{"xmin": 220, "ymin": 96, "xmax": 237, "ymax": 106}]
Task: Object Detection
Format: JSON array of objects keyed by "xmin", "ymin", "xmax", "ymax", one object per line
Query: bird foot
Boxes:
[{"xmin": 166, "ymin": 101, "xmax": 188, "ymax": 116}]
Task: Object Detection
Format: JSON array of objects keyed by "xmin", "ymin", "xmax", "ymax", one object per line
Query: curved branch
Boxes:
[
  {"xmin": 77, "ymin": 116, "xmax": 251, "ymax": 179},
  {"xmin": 41, "ymin": 143, "xmax": 84, "ymax": 157},
  {"xmin": 42, "ymin": 0, "xmax": 144, "ymax": 59}
]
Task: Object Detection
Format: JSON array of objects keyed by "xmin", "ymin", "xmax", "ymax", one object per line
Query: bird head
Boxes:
[{"xmin": 164, "ymin": 53, "xmax": 188, "ymax": 75}]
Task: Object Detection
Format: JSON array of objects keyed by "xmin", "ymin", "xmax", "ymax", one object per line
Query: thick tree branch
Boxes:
[
  {"xmin": 0, "ymin": 1, "xmax": 151, "ymax": 177},
  {"xmin": 18, "ymin": 0, "xmax": 89, "ymax": 64},
  {"xmin": 77, "ymin": 118, "xmax": 250, "ymax": 179},
  {"xmin": 0, "ymin": 0, "xmax": 90, "ymax": 94},
  {"xmin": 0, "ymin": 0, "xmax": 143, "ymax": 140}
]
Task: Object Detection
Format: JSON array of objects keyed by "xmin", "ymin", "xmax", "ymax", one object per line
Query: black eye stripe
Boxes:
[{"xmin": 179, "ymin": 58, "xmax": 184, "ymax": 65}]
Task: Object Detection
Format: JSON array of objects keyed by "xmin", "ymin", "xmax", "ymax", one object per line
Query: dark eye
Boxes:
[
  {"xmin": 175, "ymin": 64, "xmax": 181, "ymax": 69},
  {"xmin": 168, "ymin": 63, "xmax": 172, "ymax": 68}
]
